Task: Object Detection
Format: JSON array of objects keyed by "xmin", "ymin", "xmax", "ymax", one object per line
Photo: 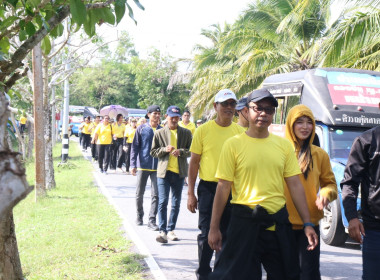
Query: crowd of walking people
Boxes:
[{"xmin": 77, "ymin": 88, "xmax": 379, "ymax": 280}]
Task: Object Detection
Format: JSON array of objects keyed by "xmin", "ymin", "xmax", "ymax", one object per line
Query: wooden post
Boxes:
[{"xmin": 33, "ymin": 43, "xmax": 46, "ymax": 199}]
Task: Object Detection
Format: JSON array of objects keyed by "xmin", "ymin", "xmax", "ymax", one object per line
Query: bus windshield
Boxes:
[{"xmin": 328, "ymin": 127, "xmax": 369, "ymax": 160}]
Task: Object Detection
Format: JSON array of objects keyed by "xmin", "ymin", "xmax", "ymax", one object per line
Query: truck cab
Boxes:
[{"xmin": 262, "ymin": 68, "xmax": 380, "ymax": 245}]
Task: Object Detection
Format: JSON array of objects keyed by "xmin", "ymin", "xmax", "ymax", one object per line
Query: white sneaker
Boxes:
[
  {"xmin": 117, "ymin": 168, "xmax": 123, "ymax": 173},
  {"xmin": 156, "ymin": 231, "xmax": 168, "ymax": 243},
  {"xmin": 167, "ymin": 231, "xmax": 179, "ymax": 241}
]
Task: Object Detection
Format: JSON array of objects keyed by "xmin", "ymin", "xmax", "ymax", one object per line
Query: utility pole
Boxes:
[
  {"xmin": 32, "ymin": 42, "xmax": 46, "ymax": 199},
  {"xmin": 61, "ymin": 60, "xmax": 70, "ymax": 162}
]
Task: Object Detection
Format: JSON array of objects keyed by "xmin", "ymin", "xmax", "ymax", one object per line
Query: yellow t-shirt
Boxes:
[
  {"xmin": 20, "ymin": 116, "xmax": 27, "ymax": 124},
  {"xmin": 94, "ymin": 124, "xmax": 112, "ymax": 145},
  {"xmin": 124, "ymin": 127, "xmax": 137, "ymax": 144},
  {"xmin": 82, "ymin": 122, "xmax": 91, "ymax": 134},
  {"xmin": 167, "ymin": 129, "xmax": 179, "ymax": 174},
  {"xmin": 179, "ymin": 121, "xmax": 196, "ymax": 135},
  {"xmin": 90, "ymin": 122, "xmax": 99, "ymax": 138},
  {"xmin": 216, "ymin": 133, "xmax": 301, "ymax": 214},
  {"xmin": 112, "ymin": 123, "xmax": 126, "ymax": 138},
  {"xmin": 190, "ymin": 120, "xmax": 245, "ymax": 182}
]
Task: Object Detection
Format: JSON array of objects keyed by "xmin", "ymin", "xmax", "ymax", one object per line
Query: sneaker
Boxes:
[
  {"xmin": 136, "ymin": 217, "xmax": 143, "ymax": 226},
  {"xmin": 100, "ymin": 169, "xmax": 104, "ymax": 174},
  {"xmin": 104, "ymin": 170, "xmax": 108, "ymax": 175},
  {"xmin": 117, "ymin": 168, "xmax": 123, "ymax": 173},
  {"xmin": 167, "ymin": 231, "xmax": 179, "ymax": 241},
  {"xmin": 156, "ymin": 231, "xmax": 168, "ymax": 244},
  {"xmin": 125, "ymin": 171, "xmax": 130, "ymax": 175},
  {"xmin": 147, "ymin": 222, "xmax": 159, "ymax": 231}
]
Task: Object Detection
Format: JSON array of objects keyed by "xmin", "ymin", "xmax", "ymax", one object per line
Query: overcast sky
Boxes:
[{"xmin": 98, "ymin": 0, "xmax": 252, "ymax": 59}]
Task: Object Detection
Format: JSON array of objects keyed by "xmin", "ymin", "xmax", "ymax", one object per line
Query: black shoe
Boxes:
[
  {"xmin": 147, "ymin": 221, "xmax": 159, "ymax": 231},
  {"xmin": 136, "ymin": 217, "xmax": 143, "ymax": 226}
]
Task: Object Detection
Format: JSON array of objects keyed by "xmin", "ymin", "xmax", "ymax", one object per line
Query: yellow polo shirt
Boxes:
[
  {"xmin": 94, "ymin": 124, "xmax": 112, "ymax": 145},
  {"xmin": 167, "ymin": 129, "xmax": 179, "ymax": 174},
  {"xmin": 179, "ymin": 121, "xmax": 196, "ymax": 135},
  {"xmin": 112, "ymin": 123, "xmax": 126, "ymax": 138},
  {"xmin": 190, "ymin": 120, "xmax": 245, "ymax": 182},
  {"xmin": 20, "ymin": 116, "xmax": 27, "ymax": 124},
  {"xmin": 216, "ymin": 133, "xmax": 301, "ymax": 213}
]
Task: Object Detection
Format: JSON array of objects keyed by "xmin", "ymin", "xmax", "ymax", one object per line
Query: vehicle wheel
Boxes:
[{"xmin": 320, "ymin": 198, "xmax": 348, "ymax": 246}]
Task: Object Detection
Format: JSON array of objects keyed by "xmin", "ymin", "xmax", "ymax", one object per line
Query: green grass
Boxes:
[{"xmin": 14, "ymin": 141, "xmax": 147, "ymax": 280}]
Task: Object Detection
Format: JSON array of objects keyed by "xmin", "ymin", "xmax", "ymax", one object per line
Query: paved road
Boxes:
[{"xmin": 83, "ymin": 149, "xmax": 363, "ymax": 280}]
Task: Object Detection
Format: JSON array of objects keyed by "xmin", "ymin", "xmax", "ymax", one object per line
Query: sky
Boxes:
[{"xmin": 98, "ymin": 0, "xmax": 253, "ymax": 59}]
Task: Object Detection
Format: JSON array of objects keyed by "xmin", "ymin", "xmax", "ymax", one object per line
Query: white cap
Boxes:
[{"xmin": 214, "ymin": 89, "xmax": 237, "ymax": 103}]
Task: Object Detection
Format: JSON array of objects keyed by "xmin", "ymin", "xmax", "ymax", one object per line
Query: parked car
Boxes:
[{"xmin": 262, "ymin": 67, "xmax": 380, "ymax": 246}]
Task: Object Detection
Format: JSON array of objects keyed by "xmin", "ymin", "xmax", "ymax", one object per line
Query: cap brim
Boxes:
[
  {"xmin": 249, "ymin": 96, "xmax": 278, "ymax": 107},
  {"xmin": 167, "ymin": 113, "xmax": 181, "ymax": 118}
]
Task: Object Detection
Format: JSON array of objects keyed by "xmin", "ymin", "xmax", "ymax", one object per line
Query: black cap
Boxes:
[
  {"xmin": 145, "ymin": 105, "xmax": 161, "ymax": 119},
  {"xmin": 236, "ymin": 97, "xmax": 248, "ymax": 111},
  {"xmin": 247, "ymin": 88, "xmax": 278, "ymax": 107}
]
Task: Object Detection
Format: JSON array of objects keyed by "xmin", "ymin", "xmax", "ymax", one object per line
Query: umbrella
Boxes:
[{"xmin": 100, "ymin": 105, "xmax": 128, "ymax": 119}]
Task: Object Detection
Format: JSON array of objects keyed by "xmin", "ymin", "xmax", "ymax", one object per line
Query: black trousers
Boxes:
[
  {"xmin": 20, "ymin": 124, "xmax": 26, "ymax": 134},
  {"xmin": 294, "ymin": 226, "xmax": 321, "ymax": 280},
  {"xmin": 91, "ymin": 141, "xmax": 98, "ymax": 160},
  {"xmin": 97, "ymin": 144, "xmax": 111, "ymax": 171},
  {"xmin": 82, "ymin": 133, "xmax": 91, "ymax": 150},
  {"xmin": 196, "ymin": 180, "xmax": 231, "ymax": 280},
  {"xmin": 110, "ymin": 138, "xmax": 124, "ymax": 169},
  {"xmin": 124, "ymin": 143, "xmax": 132, "ymax": 172},
  {"xmin": 210, "ymin": 205, "xmax": 299, "ymax": 280}
]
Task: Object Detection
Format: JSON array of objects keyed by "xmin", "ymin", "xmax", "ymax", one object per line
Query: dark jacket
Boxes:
[
  {"xmin": 150, "ymin": 125, "xmax": 192, "ymax": 178},
  {"xmin": 130, "ymin": 123, "xmax": 162, "ymax": 170},
  {"xmin": 341, "ymin": 126, "xmax": 380, "ymax": 230}
]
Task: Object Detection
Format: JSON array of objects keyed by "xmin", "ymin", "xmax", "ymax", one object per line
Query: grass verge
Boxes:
[{"xmin": 14, "ymin": 141, "xmax": 146, "ymax": 280}]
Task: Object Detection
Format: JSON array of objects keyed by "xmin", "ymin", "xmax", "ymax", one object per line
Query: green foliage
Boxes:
[
  {"xmin": 189, "ymin": 0, "xmax": 380, "ymax": 116},
  {"xmin": 70, "ymin": 60, "xmax": 139, "ymax": 110},
  {"xmin": 14, "ymin": 142, "xmax": 146, "ymax": 279},
  {"xmin": 132, "ymin": 49, "xmax": 190, "ymax": 111}
]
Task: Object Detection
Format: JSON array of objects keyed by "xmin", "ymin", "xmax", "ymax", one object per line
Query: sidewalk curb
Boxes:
[{"xmin": 87, "ymin": 154, "xmax": 167, "ymax": 280}]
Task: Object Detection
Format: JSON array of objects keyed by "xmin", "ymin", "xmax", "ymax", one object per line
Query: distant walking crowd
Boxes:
[{"xmin": 80, "ymin": 88, "xmax": 380, "ymax": 280}]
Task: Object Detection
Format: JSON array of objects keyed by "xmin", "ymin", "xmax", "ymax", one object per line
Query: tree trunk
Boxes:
[
  {"xmin": 0, "ymin": 212, "xmax": 23, "ymax": 280},
  {"xmin": 0, "ymin": 92, "xmax": 32, "ymax": 280},
  {"xmin": 26, "ymin": 122, "xmax": 34, "ymax": 159},
  {"xmin": 9, "ymin": 112, "xmax": 25, "ymax": 159},
  {"xmin": 43, "ymin": 55, "xmax": 55, "ymax": 189}
]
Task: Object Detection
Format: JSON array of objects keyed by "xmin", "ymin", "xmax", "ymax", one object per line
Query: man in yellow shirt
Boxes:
[
  {"xmin": 130, "ymin": 105, "xmax": 162, "ymax": 230},
  {"xmin": 19, "ymin": 115, "xmax": 27, "ymax": 134},
  {"xmin": 187, "ymin": 89, "xmax": 245, "ymax": 280},
  {"xmin": 179, "ymin": 110, "xmax": 196, "ymax": 135},
  {"xmin": 90, "ymin": 115, "xmax": 101, "ymax": 162},
  {"xmin": 236, "ymin": 97, "xmax": 249, "ymax": 128},
  {"xmin": 151, "ymin": 106, "xmax": 192, "ymax": 243},
  {"xmin": 123, "ymin": 118, "xmax": 137, "ymax": 174},
  {"xmin": 208, "ymin": 88, "xmax": 318, "ymax": 279}
]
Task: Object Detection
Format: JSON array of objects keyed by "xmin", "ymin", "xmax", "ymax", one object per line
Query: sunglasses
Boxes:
[
  {"xmin": 249, "ymin": 106, "xmax": 276, "ymax": 115},
  {"xmin": 218, "ymin": 101, "xmax": 237, "ymax": 107}
]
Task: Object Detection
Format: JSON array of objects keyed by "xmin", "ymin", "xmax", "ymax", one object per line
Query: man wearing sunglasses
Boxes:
[
  {"xmin": 208, "ymin": 88, "xmax": 318, "ymax": 279},
  {"xmin": 187, "ymin": 89, "xmax": 245, "ymax": 280}
]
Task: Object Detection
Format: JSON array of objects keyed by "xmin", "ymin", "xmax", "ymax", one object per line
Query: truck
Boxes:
[{"xmin": 262, "ymin": 68, "xmax": 380, "ymax": 246}]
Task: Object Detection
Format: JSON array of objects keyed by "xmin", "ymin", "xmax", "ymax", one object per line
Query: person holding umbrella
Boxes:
[{"xmin": 92, "ymin": 115, "xmax": 113, "ymax": 174}]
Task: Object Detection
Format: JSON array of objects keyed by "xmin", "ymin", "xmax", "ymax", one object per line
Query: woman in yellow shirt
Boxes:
[
  {"xmin": 284, "ymin": 105, "xmax": 338, "ymax": 280},
  {"xmin": 123, "ymin": 118, "xmax": 137, "ymax": 174},
  {"xmin": 92, "ymin": 115, "xmax": 113, "ymax": 174}
]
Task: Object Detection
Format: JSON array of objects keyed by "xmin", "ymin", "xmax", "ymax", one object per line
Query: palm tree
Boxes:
[{"xmin": 188, "ymin": 0, "xmax": 380, "ymax": 116}]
